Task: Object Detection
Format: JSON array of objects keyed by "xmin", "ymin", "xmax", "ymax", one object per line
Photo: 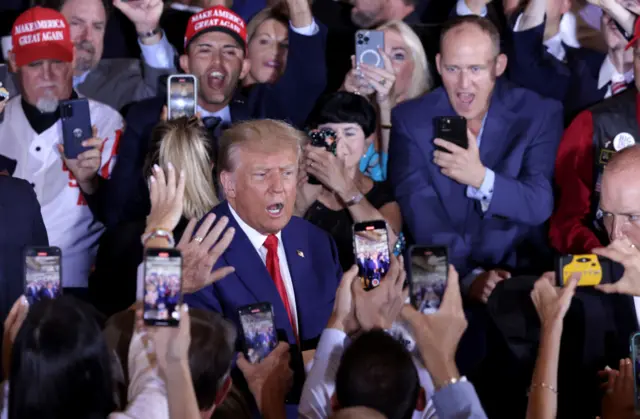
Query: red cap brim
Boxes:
[{"xmin": 14, "ymin": 42, "xmax": 72, "ymax": 67}]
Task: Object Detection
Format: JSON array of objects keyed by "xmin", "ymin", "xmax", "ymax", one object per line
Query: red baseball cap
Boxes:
[
  {"xmin": 625, "ymin": 18, "xmax": 640, "ymax": 50},
  {"xmin": 11, "ymin": 7, "xmax": 73, "ymax": 67},
  {"xmin": 184, "ymin": 6, "xmax": 247, "ymax": 51}
]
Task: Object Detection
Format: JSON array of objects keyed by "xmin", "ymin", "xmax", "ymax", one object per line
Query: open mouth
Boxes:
[
  {"xmin": 456, "ymin": 92, "xmax": 475, "ymax": 110},
  {"xmin": 207, "ymin": 70, "xmax": 226, "ymax": 90},
  {"xmin": 266, "ymin": 203, "xmax": 284, "ymax": 216}
]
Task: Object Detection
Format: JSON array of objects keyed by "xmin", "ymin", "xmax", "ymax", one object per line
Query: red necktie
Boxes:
[
  {"xmin": 264, "ymin": 235, "xmax": 297, "ymax": 337},
  {"xmin": 611, "ymin": 80, "xmax": 627, "ymax": 96}
]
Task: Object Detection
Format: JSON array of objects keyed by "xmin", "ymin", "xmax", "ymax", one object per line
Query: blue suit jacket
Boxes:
[
  {"xmin": 185, "ymin": 202, "xmax": 342, "ymax": 346},
  {"xmin": 0, "ymin": 175, "xmax": 48, "ymax": 377},
  {"xmin": 388, "ymin": 78, "xmax": 563, "ymax": 279}
]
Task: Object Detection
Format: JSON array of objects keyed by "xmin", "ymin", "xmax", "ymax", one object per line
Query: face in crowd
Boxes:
[
  {"xmin": 181, "ymin": 31, "xmax": 251, "ymax": 112},
  {"xmin": 61, "ymin": 0, "xmax": 106, "ymax": 75},
  {"xmin": 246, "ymin": 18, "xmax": 288, "ymax": 84},
  {"xmin": 351, "ymin": 0, "xmax": 385, "ymax": 28},
  {"xmin": 383, "ymin": 28, "xmax": 415, "ymax": 103},
  {"xmin": 17, "ymin": 58, "xmax": 74, "ymax": 113},
  {"xmin": 600, "ymin": 147, "xmax": 640, "ymax": 248},
  {"xmin": 220, "ymin": 126, "xmax": 299, "ymax": 235},
  {"xmin": 436, "ymin": 22, "xmax": 507, "ymax": 123}
]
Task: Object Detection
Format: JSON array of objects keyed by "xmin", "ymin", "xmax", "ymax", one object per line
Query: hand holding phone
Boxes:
[
  {"xmin": 353, "ymin": 220, "xmax": 391, "ymax": 290},
  {"xmin": 409, "ymin": 246, "xmax": 448, "ymax": 313},
  {"xmin": 60, "ymin": 98, "xmax": 93, "ymax": 159},
  {"xmin": 143, "ymin": 248, "xmax": 183, "ymax": 327},
  {"xmin": 355, "ymin": 30, "xmax": 385, "ymax": 70},
  {"xmin": 306, "ymin": 128, "xmax": 337, "ymax": 185},
  {"xmin": 238, "ymin": 302, "xmax": 279, "ymax": 364},
  {"xmin": 434, "ymin": 116, "xmax": 468, "ymax": 152},
  {"xmin": 556, "ymin": 254, "xmax": 614, "ymax": 287},
  {"xmin": 24, "ymin": 246, "xmax": 62, "ymax": 305}
]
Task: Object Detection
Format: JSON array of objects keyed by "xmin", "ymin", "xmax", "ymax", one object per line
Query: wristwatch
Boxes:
[
  {"xmin": 344, "ymin": 192, "xmax": 364, "ymax": 207},
  {"xmin": 138, "ymin": 27, "xmax": 161, "ymax": 40}
]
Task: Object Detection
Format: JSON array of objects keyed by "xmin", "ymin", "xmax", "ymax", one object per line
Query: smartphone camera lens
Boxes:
[
  {"xmin": 357, "ymin": 40, "xmax": 363, "ymax": 45},
  {"xmin": 357, "ymin": 33, "xmax": 363, "ymax": 38},
  {"xmin": 364, "ymin": 36, "xmax": 369, "ymax": 42}
]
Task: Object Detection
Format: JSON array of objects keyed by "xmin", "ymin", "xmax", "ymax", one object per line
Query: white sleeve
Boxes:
[{"xmin": 298, "ymin": 328, "xmax": 350, "ymax": 419}]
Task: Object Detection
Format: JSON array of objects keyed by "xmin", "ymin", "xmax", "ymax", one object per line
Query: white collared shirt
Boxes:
[
  {"xmin": 197, "ymin": 104, "xmax": 232, "ymax": 123},
  {"xmin": 227, "ymin": 203, "xmax": 299, "ymax": 331},
  {"xmin": 514, "ymin": 12, "xmax": 581, "ymax": 62},
  {"xmin": 598, "ymin": 55, "xmax": 634, "ymax": 98},
  {"xmin": 169, "ymin": 2, "xmax": 203, "ymax": 13}
]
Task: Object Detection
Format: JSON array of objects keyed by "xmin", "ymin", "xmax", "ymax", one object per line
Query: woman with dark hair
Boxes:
[
  {"xmin": 295, "ymin": 91, "xmax": 403, "ymax": 271},
  {"xmin": 8, "ymin": 297, "xmax": 116, "ymax": 419}
]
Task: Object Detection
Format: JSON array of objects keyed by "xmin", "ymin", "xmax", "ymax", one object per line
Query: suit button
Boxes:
[
  {"xmin": 35, "ymin": 146, "xmax": 41, "ymax": 152},
  {"xmin": 30, "ymin": 183, "xmax": 35, "ymax": 188}
]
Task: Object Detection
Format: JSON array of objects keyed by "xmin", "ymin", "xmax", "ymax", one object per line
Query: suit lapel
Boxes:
[
  {"xmin": 218, "ymin": 203, "xmax": 297, "ymax": 339},
  {"xmin": 478, "ymin": 79, "xmax": 518, "ymax": 171},
  {"xmin": 76, "ymin": 68, "xmax": 103, "ymax": 98},
  {"xmin": 229, "ymin": 94, "xmax": 251, "ymax": 124}
]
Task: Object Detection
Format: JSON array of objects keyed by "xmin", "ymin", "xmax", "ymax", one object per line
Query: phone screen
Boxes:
[
  {"xmin": 410, "ymin": 246, "xmax": 448, "ymax": 313},
  {"xmin": 25, "ymin": 250, "xmax": 62, "ymax": 304},
  {"xmin": 632, "ymin": 333, "xmax": 640, "ymax": 410},
  {"xmin": 239, "ymin": 305, "xmax": 278, "ymax": 364},
  {"xmin": 143, "ymin": 250, "xmax": 182, "ymax": 326},
  {"xmin": 168, "ymin": 75, "xmax": 197, "ymax": 120},
  {"xmin": 354, "ymin": 222, "xmax": 390, "ymax": 290}
]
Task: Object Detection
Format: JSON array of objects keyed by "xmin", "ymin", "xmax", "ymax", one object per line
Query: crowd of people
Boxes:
[{"xmin": 4, "ymin": 0, "xmax": 640, "ymax": 418}]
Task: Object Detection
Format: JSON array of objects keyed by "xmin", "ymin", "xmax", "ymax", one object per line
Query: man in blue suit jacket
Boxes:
[
  {"xmin": 184, "ymin": 119, "xmax": 342, "ymax": 416},
  {"xmin": 0, "ymin": 161, "xmax": 48, "ymax": 378},
  {"xmin": 389, "ymin": 15, "xmax": 563, "ymax": 303}
]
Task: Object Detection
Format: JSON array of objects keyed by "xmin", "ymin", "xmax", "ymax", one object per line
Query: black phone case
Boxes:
[
  {"xmin": 60, "ymin": 99, "xmax": 92, "ymax": 159},
  {"xmin": 435, "ymin": 116, "xmax": 468, "ymax": 152}
]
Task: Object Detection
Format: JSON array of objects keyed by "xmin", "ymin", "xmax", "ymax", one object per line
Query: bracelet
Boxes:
[
  {"xmin": 141, "ymin": 228, "xmax": 175, "ymax": 247},
  {"xmin": 438, "ymin": 375, "xmax": 467, "ymax": 390},
  {"xmin": 138, "ymin": 27, "xmax": 161, "ymax": 40},
  {"xmin": 528, "ymin": 382, "xmax": 558, "ymax": 395},
  {"xmin": 380, "ymin": 124, "xmax": 392, "ymax": 130}
]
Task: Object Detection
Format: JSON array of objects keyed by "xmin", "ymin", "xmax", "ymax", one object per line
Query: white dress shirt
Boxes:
[
  {"xmin": 514, "ymin": 12, "xmax": 581, "ymax": 62},
  {"xmin": 197, "ymin": 104, "xmax": 232, "ymax": 123},
  {"xmin": 228, "ymin": 203, "xmax": 300, "ymax": 331},
  {"xmin": 598, "ymin": 55, "xmax": 634, "ymax": 98},
  {"xmin": 298, "ymin": 328, "xmax": 437, "ymax": 419}
]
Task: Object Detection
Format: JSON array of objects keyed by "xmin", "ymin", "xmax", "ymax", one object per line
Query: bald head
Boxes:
[
  {"xmin": 330, "ymin": 407, "xmax": 387, "ymax": 419},
  {"xmin": 600, "ymin": 145, "xmax": 640, "ymax": 245}
]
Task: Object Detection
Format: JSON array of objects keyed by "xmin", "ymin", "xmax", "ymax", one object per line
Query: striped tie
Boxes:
[{"xmin": 611, "ymin": 80, "xmax": 627, "ymax": 96}]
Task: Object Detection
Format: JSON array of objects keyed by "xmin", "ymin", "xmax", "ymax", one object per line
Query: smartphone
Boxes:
[
  {"xmin": 24, "ymin": 246, "xmax": 62, "ymax": 305},
  {"xmin": 409, "ymin": 245, "xmax": 448, "ymax": 314},
  {"xmin": 167, "ymin": 74, "xmax": 197, "ymax": 120},
  {"xmin": 353, "ymin": 220, "xmax": 391, "ymax": 291},
  {"xmin": 556, "ymin": 254, "xmax": 614, "ymax": 287},
  {"xmin": 307, "ymin": 127, "xmax": 338, "ymax": 185},
  {"xmin": 60, "ymin": 98, "xmax": 93, "ymax": 159},
  {"xmin": 143, "ymin": 248, "xmax": 183, "ymax": 327},
  {"xmin": 434, "ymin": 116, "xmax": 468, "ymax": 152},
  {"xmin": 631, "ymin": 333, "xmax": 640, "ymax": 412},
  {"xmin": 355, "ymin": 30, "xmax": 385, "ymax": 69},
  {"xmin": 0, "ymin": 64, "xmax": 8, "ymax": 103},
  {"xmin": 238, "ymin": 302, "xmax": 278, "ymax": 364}
]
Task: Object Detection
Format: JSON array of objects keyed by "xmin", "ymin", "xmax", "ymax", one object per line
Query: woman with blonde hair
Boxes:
[
  {"xmin": 242, "ymin": 6, "xmax": 290, "ymax": 87},
  {"xmin": 342, "ymin": 20, "xmax": 432, "ymax": 181}
]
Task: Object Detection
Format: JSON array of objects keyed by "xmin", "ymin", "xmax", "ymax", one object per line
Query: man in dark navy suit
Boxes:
[
  {"xmin": 0, "ymin": 155, "xmax": 48, "ymax": 376},
  {"xmin": 185, "ymin": 119, "xmax": 342, "ymax": 417}
]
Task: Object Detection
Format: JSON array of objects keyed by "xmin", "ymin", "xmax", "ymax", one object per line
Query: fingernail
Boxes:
[
  {"xmin": 167, "ymin": 162, "xmax": 174, "ymax": 170},
  {"xmin": 21, "ymin": 295, "xmax": 28, "ymax": 305},
  {"xmin": 182, "ymin": 303, "xmax": 189, "ymax": 312},
  {"xmin": 153, "ymin": 164, "xmax": 160, "ymax": 172},
  {"xmin": 180, "ymin": 169, "xmax": 185, "ymax": 178},
  {"xmin": 221, "ymin": 216, "xmax": 229, "ymax": 223},
  {"xmin": 149, "ymin": 176, "xmax": 156, "ymax": 183},
  {"xmin": 605, "ymin": 365, "xmax": 611, "ymax": 371}
]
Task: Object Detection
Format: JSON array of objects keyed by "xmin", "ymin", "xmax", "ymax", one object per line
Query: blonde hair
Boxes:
[
  {"xmin": 246, "ymin": 6, "xmax": 289, "ymax": 43},
  {"xmin": 377, "ymin": 20, "xmax": 432, "ymax": 101},
  {"xmin": 217, "ymin": 119, "xmax": 305, "ymax": 174},
  {"xmin": 145, "ymin": 118, "xmax": 218, "ymax": 220}
]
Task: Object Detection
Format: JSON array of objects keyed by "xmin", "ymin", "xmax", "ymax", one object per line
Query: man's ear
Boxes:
[
  {"xmin": 435, "ymin": 53, "xmax": 442, "ymax": 77},
  {"xmin": 495, "ymin": 53, "xmax": 507, "ymax": 77},
  {"xmin": 179, "ymin": 54, "xmax": 190, "ymax": 73},
  {"xmin": 330, "ymin": 392, "xmax": 340, "ymax": 412},
  {"xmin": 8, "ymin": 51, "xmax": 17, "ymax": 73},
  {"xmin": 220, "ymin": 170, "xmax": 236, "ymax": 199},
  {"xmin": 238, "ymin": 57, "xmax": 251, "ymax": 80}
]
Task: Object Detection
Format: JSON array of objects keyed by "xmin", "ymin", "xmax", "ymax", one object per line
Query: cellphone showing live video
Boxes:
[
  {"xmin": 143, "ymin": 248, "xmax": 183, "ymax": 327},
  {"xmin": 556, "ymin": 254, "xmax": 614, "ymax": 287},
  {"xmin": 238, "ymin": 302, "xmax": 278, "ymax": 364},
  {"xmin": 409, "ymin": 245, "xmax": 448, "ymax": 314},
  {"xmin": 24, "ymin": 246, "xmax": 62, "ymax": 305},
  {"xmin": 167, "ymin": 74, "xmax": 197, "ymax": 120},
  {"xmin": 353, "ymin": 220, "xmax": 391, "ymax": 291}
]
